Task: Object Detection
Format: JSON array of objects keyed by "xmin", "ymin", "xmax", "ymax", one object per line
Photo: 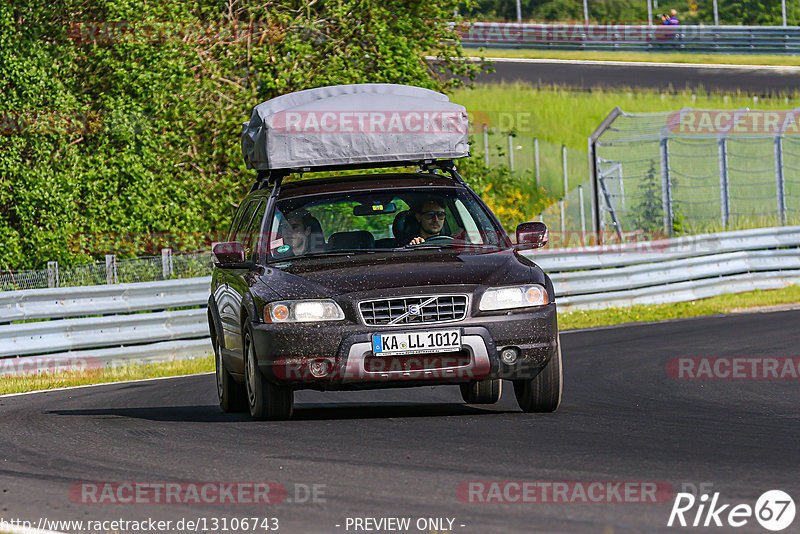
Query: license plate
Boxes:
[{"xmin": 372, "ymin": 330, "xmax": 461, "ymax": 356}]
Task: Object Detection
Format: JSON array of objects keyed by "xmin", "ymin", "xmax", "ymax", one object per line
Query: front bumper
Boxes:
[{"xmin": 251, "ymin": 303, "xmax": 558, "ymax": 390}]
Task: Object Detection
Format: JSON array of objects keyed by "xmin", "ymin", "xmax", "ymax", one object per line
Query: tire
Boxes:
[
  {"xmin": 211, "ymin": 314, "xmax": 248, "ymax": 413},
  {"xmin": 460, "ymin": 379, "xmax": 502, "ymax": 404},
  {"xmin": 243, "ymin": 325, "xmax": 294, "ymax": 421},
  {"xmin": 513, "ymin": 336, "xmax": 563, "ymax": 413}
]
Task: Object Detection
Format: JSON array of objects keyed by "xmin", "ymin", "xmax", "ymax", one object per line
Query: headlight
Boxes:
[
  {"xmin": 479, "ymin": 285, "xmax": 548, "ymax": 311},
  {"xmin": 265, "ymin": 300, "xmax": 345, "ymax": 323}
]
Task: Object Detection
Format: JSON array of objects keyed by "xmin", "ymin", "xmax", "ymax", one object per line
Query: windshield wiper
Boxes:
[{"xmin": 268, "ymin": 249, "xmax": 377, "ymax": 261}]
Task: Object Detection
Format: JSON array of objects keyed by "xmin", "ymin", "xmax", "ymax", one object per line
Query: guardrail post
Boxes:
[
  {"xmin": 562, "ymin": 144, "xmax": 568, "ymax": 196},
  {"xmin": 774, "ymin": 135, "xmax": 787, "ymax": 226},
  {"xmin": 578, "ymin": 185, "xmax": 586, "ymax": 245},
  {"xmin": 161, "ymin": 248, "xmax": 174, "ymax": 279},
  {"xmin": 105, "ymin": 254, "xmax": 117, "ymax": 284},
  {"xmin": 483, "ymin": 124, "xmax": 489, "ymax": 167},
  {"xmin": 508, "ymin": 133, "xmax": 515, "ymax": 171},
  {"xmin": 718, "ymin": 137, "xmax": 730, "ymax": 229},
  {"xmin": 47, "ymin": 261, "xmax": 59, "ymax": 288},
  {"xmin": 534, "ymin": 137, "xmax": 540, "ymax": 188},
  {"xmin": 659, "ymin": 137, "xmax": 673, "ymax": 236},
  {"xmin": 782, "ymin": 0, "xmax": 787, "ymax": 27}
]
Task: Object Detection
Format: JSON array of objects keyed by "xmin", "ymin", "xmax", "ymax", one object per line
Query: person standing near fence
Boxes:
[{"xmin": 660, "ymin": 9, "xmax": 680, "ymax": 24}]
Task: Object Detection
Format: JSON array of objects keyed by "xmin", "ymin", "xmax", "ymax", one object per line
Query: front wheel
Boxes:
[
  {"xmin": 513, "ymin": 336, "xmax": 563, "ymax": 413},
  {"xmin": 460, "ymin": 379, "xmax": 502, "ymax": 404},
  {"xmin": 211, "ymin": 313, "xmax": 247, "ymax": 412},
  {"xmin": 243, "ymin": 325, "xmax": 294, "ymax": 421}
]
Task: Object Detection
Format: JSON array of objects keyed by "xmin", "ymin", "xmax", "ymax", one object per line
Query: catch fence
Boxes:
[
  {"xmin": 0, "ymin": 249, "xmax": 213, "ymax": 291},
  {"xmin": 587, "ymin": 107, "xmax": 800, "ymax": 242}
]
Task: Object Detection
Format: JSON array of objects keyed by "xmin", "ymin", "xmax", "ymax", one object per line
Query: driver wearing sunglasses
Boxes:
[{"xmin": 408, "ymin": 199, "xmax": 447, "ymax": 246}]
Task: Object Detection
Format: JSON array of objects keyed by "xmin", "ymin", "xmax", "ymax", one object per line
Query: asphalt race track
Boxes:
[
  {"xmin": 476, "ymin": 58, "xmax": 800, "ymax": 94},
  {"xmin": 2, "ymin": 310, "xmax": 799, "ymax": 533}
]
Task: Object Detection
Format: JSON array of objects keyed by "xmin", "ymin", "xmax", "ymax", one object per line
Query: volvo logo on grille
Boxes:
[{"xmin": 407, "ymin": 304, "xmax": 421, "ymax": 315}]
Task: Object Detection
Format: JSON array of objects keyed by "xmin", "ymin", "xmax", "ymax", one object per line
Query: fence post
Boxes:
[
  {"xmin": 161, "ymin": 248, "xmax": 174, "ymax": 279},
  {"xmin": 508, "ymin": 133, "xmax": 515, "ymax": 171},
  {"xmin": 659, "ymin": 136, "xmax": 673, "ymax": 236},
  {"xmin": 47, "ymin": 261, "xmax": 59, "ymax": 288},
  {"xmin": 718, "ymin": 137, "xmax": 730, "ymax": 229},
  {"xmin": 578, "ymin": 185, "xmax": 586, "ymax": 245},
  {"xmin": 562, "ymin": 144, "xmax": 568, "ymax": 196},
  {"xmin": 534, "ymin": 137, "xmax": 540, "ymax": 188},
  {"xmin": 483, "ymin": 124, "xmax": 489, "ymax": 167},
  {"xmin": 775, "ymin": 135, "xmax": 787, "ymax": 226},
  {"xmin": 105, "ymin": 254, "xmax": 117, "ymax": 284},
  {"xmin": 559, "ymin": 199, "xmax": 566, "ymax": 237}
]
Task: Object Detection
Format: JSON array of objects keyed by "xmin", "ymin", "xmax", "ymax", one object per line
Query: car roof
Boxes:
[{"xmin": 274, "ymin": 172, "xmax": 462, "ymax": 200}]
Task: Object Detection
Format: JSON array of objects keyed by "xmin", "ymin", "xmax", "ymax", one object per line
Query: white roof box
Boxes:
[{"xmin": 241, "ymin": 84, "xmax": 469, "ymax": 171}]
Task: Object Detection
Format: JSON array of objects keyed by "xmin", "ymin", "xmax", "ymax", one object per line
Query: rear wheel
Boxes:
[
  {"xmin": 211, "ymin": 314, "xmax": 247, "ymax": 412},
  {"xmin": 244, "ymin": 325, "xmax": 294, "ymax": 421},
  {"xmin": 513, "ymin": 336, "xmax": 562, "ymax": 413},
  {"xmin": 460, "ymin": 379, "xmax": 502, "ymax": 404}
]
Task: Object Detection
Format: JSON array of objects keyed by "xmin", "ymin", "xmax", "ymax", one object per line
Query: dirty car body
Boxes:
[{"xmin": 207, "ymin": 84, "xmax": 561, "ymax": 420}]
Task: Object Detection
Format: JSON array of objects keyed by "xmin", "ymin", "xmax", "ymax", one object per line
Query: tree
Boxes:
[{"xmin": 0, "ymin": 0, "xmax": 486, "ymax": 268}]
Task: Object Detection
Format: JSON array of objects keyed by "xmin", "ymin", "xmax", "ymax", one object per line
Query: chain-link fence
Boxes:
[
  {"xmin": 590, "ymin": 108, "xmax": 800, "ymax": 241},
  {"xmin": 474, "ymin": 125, "xmax": 590, "ymax": 214},
  {"xmin": 0, "ymin": 250, "xmax": 213, "ymax": 292}
]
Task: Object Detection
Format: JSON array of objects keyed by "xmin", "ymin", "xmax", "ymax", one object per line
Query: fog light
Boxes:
[
  {"xmin": 309, "ymin": 359, "xmax": 331, "ymax": 378},
  {"xmin": 500, "ymin": 347, "xmax": 519, "ymax": 365}
]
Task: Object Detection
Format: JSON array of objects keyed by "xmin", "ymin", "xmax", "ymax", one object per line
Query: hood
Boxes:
[{"xmin": 260, "ymin": 249, "xmax": 537, "ymax": 300}]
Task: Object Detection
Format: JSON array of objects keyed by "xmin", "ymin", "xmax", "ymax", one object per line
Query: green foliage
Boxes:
[
  {"xmin": 464, "ymin": 0, "xmax": 798, "ymax": 25},
  {"xmin": 632, "ymin": 159, "xmax": 664, "ymax": 234},
  {"xmin": 0, "ymin": 0, "xmax": 483, "ymax": 269},
  {"xmin": 463, "ymin": 0, "xmax": 646, "ymax": 22}
]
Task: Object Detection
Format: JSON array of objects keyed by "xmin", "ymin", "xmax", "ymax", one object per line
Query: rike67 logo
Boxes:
[{"xmin": 668, "ymin": 490, "xmax": 796, "ymax": 531}]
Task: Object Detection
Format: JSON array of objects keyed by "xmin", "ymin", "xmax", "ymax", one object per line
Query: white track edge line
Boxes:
[{"xmin": 0, "ymin": 372, "xmax": 214, "ymax": 398}]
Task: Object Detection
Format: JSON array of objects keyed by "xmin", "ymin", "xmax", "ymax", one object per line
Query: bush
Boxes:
[{"xmin": 0, "ymin": 0, "xmax": 484, "ymax": 269}]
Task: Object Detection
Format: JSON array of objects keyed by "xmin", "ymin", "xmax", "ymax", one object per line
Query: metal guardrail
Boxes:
[
  {"xmin": 532, "ymin": 226, "xmax": 800, "ymax": 271},
  {"xmin": 0, "ymin": 277, "xmax": 213, "ymax": 377},
  {"xmin": 0, "ymin": 226, "xmax": 798, "ymax": 375},
  {"xmin": 526, "ymin": 226, "xmax": 800, "ymax": 311},
  {"xmin": 459, "ymin": 22, "xmax": 800, "ymax": 53},
  {"xmin": 0, "ymin": 277, "xmax": 212, "ymax": 322}
]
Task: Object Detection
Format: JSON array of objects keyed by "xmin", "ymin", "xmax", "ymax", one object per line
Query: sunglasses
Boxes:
[{"xmin": 421, "ymin": 211, "xmax": 446, "ymax": 220}]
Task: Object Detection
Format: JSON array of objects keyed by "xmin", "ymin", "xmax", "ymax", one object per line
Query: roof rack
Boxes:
[{"xmin": 249, "ymin": 158, "xmax": 465, "ymax": 193}]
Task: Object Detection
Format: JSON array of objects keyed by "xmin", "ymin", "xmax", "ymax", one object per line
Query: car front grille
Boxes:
[{"xmin": 359, "ymin": 295, "xmax": 468, "ymax": 326}]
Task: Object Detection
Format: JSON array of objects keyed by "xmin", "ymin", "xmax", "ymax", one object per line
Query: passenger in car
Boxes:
[{"xmin": 279, "ymin": 209, "xmax": 324, "ymax": 256}]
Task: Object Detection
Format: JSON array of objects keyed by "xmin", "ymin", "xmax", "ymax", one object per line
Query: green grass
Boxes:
[
  {"xmin": 3, "ymin": 285, "xmax": 800, "ymax": 394},
  {"xmin": 449, "ymin": 82, "xmax": 800, "ymax": 151},
  {"xmin": 559, "ymin": 284, "xmax": 800, "ymax": 330},
  {"xmin": 0, "ymin": 356, "xmax": 214, "ymax": 395},
  {"xmin": 466, "ymin": 48, "xmax": 800, "ymax": 66}
]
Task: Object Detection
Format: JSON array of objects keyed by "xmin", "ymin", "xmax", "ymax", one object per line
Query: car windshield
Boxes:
[{"xmin": 266, "ymin": 187, "xmax": 507, "ymax": 260}]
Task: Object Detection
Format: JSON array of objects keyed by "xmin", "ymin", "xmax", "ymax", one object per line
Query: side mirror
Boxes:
[
  {"xmin": 213, "ymin": 241, "xmax": 246, "ymax": 265},
  {"xmin": 515, "ymin": 222, "xmax": 548, "ymax": 250}
]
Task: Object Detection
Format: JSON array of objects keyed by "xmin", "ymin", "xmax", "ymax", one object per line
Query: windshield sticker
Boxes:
[
  {"xmin": 270, "ymin": 238, "xmax": 284, "ymax": 250},
  {"xmin": 277, "ymin": 245, "xmax": 290, "ymax": 253}
]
